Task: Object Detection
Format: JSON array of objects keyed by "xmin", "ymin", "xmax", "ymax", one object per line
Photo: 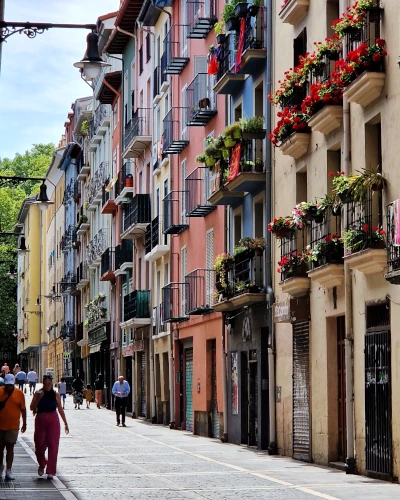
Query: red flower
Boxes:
[
  {"xmin": 363, "ymin": 224, "xmax": 369, "ymax": 233},
  {"xmin": 372, "ymin": 53, "xmax": 381, "ymax": 62},
  {"xmin": 329, "ymin": 172, "xmax": 335, "ymax": 177},
  {"xmin": 332, "ymin": 233, "xmax": 340, "ymax": 239},
  {"xmin": 372, "ymin": 226, "xmax": 378, "ymax": 232},
  {"xmin": 325, "ymin": 235, "xmax": 331, "ymax": 242},
  {"xmin": 380, "ymin": 229, "xmax": 386, "ymax": 236}
]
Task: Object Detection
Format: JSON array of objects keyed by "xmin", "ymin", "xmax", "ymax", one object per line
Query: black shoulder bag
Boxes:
[{"xmin": 0, "ymin": 393, "xmax": 12, "ymax": 411}]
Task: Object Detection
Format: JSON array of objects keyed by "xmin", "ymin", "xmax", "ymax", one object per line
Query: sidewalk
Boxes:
[{"xmin": 0, "ymin": 441, "xmax": 69, "ymax": 500}]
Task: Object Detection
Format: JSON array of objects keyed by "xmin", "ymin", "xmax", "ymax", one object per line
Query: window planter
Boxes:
[
  {"xmin": 226, "ymin": 17, "xmax": 240, "ymax": 32},
  {"xmin": 344, "ymin": 248, "xmax": 387, "ymax": 275},
  {"xmin": 279, "ymin": 0, "xmax": 309, "ymax": 26},
  {"xmin": 274, "ymin": 228, "xmax": 295, "ymax": 239},
  {"xmin": 344, "ymin": 71, "xmax": 385, "ymax": 108},
  {"xmin": 234, "ymin": 2, "xmax": 248, "ymax": 18},
  {"xmin": 337, "ymin": 189, "xmax": 353, "ymax": 204},
  {"xmin": 224, "ymin": 137, "xmax": 236, "ymax": 148},
  {"xmin": 242, "ymin": 130, "xmax": 266, "ymax": 140},
  {"xmin": 280, "ymin": 132, "xmax": 310, "ymax": 160},
  {"xmin": 308, "ymin": 105, "xmax": 343, "ymax": 136},
  {"xmin": 308, "ymin": 263, "xmax": 344, "ymax": 289},
  {"xmin": 216, "ymin": 34, "xmax": 226, "ymax": 44},
  {"xmin": 248, "ymin": 4, "xmax": 259, "ymax": 16}
]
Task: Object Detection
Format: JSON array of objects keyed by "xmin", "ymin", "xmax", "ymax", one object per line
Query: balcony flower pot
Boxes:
[
  {"xmin": 248, "ymin": 4, "xmax": 259, "ymax": 17},
  {"xmin": 332, "ymin": 205, "xmax": 341, "ymax": 217},
  {"xmin": 274, "ymin": 227, "xmax": 294, "ymax": 239},
  {"xmin": 232, "ymin": 128, "xmax": 242, "ymax": 140},
  {"xmin": 282, "ymin": 266, "xmax": 307, "ymax": 281},
  {"xmin": 125, "ymin": 174, "xmax": 133, "ymax": 187},
  {"xmin": 222, "ymin": 148, "xmax": 230, "ymax": 159},
  {"xmin": 305, "ymin": 205, "xmax": 318, "ymax": 221},
  {"xmin": 326, "ymin": 51, "xmax": 340, "ymax": 61},
  {"xmin": 344, "ymin": 71, "xmax": 385, "ymax": 108},
  {"xmin": 337, "ymin": 189, "xmax": 353, "ymax": 204},
  {"xmin": 205, "ymin": 156, "xmax": 216, "ymax": 167},
  {"xmin": 224, "ymin": 137, "xmax": 236, "ymax": 148},
  {"xmin": 370, "ymin": 240, "xmax": 386, "ymax": 250},
  {"xmin": 234, "ymin": 2, "xmax": 248, "ymax": 18},
  {"xmin": 255, "ymin": 247, "xmax": 263, "ymax": 256},
  {"xmin": 226, "ymin": 16, "xmax": 240, "ymax": 32},
  {"xmin": 216, "ymin": 34, "xmax": 226, "ymax": 44},
  {"xmin": 242, "ymin": 130, "xmax": 266, "ymax": 140},
  {"xmin": 343, "ymin": 26, "xmax": 361, "ymax": 36},
  {"xmin": 254, "ymin": 160, "xmax": 264, "ymax": 172}
]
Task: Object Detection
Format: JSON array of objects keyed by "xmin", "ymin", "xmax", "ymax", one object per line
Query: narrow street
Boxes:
[{"xmin": 2, "ymin": 394, "xmax": 400, "ymax": 500}]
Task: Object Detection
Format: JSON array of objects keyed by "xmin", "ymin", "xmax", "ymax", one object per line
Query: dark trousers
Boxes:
[{"xmin": 115, "ymin": 397, "xmax": 127, "ymax": 424}]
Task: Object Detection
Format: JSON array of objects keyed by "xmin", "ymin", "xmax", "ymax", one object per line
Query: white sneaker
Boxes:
[
  {"xmin": 47, "ymin": 474, "xmax": 54, "ymax": 480},
  {"xmin": 38, "ymin": 466, "xmax": 45, "ymax": 476},
  {"xmin": 6, "ymin": 469, "xmax": 15, "ymax": 480}
]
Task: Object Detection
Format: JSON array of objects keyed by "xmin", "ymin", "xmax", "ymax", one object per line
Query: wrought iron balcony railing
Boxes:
[
  {"xmin": 163, "ymin": 191, "xmax": 189, "ymax": 235},
  {"xmin": 122, "ymin": 194, "xmax": 151, "ymax": 235},
  {"xmin": 185, "ymin": 269, "xmax": 215, "ymax": 315},
  {"xmin": 86, "ymin": 228, "xmax": 108, "ymax": 267},
  {"xmin": 185, "ymin": 167, "xmax": 215, "ymax": 217},
  {"xmin": 124, "ymin": 108, "xmax": 152, "ymax": 156},
  {"xmin": 162, "ymin": 282, "xmax": 189, "ymax": 323},
  {"xmin": 115, "ymin": 240, "xmax": 134, "ymax": 272},
  {"xmin": 123, "ymin": 290, "xmax": 151, "ymax": 323},
  {"xmin": 86, "ymin": 162, "xmax": 109, "ymax": 207},
  {"xmin": 152, "ymin": 305, "xmax": 168, "ymax": 336},
  {"xmin": 63, "ymin": 179, "xmax": 74, "ymax": 206},
  {"xmin": 100, "ymin": 247, "xmax": 115, "ymax": 281},
  {"xmin": 185, "ymin": 73, "xmax": 217, "ymax": 126},
  {"xmin": 162, "ymin": 25, "xmax": 190, "ymax": 75},
  {"xmin": 162, "ymin": 107, "xmax": 189, "ymax": 154},
  {"xmin": 186, "ymin": 0, "xmax": 217, "ymax": 39},
  {"xmin": 93, "ymin": 104, "xmax": 111, "ymax": 134},
  {"xmin": 77, "ymin": 262, "xmax": 89, "ymax": 287},
  {"xmin": 60, "ymin": 323, "xmax": 76, "ymax": 340},
  {"xmin": 60, "ymin": 272, "xmax": 77, "ymax": 295}
]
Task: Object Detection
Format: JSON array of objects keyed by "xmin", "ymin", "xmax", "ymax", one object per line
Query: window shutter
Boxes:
[
  {"xmin": 206, "ymin": 229, "xmax": 214, "ymax": 306},
  {"xmin": 181, "ymin": 159, "xmax": 187, "ymax": 224},
  {"xmin": 181, "ymin": 247, "xmax": 187, "ymax": 315}
]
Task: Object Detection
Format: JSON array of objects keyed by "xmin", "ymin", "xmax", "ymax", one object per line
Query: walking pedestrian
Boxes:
[
  {"xmin": 12, "ymin": 364, "xmax": 20, "ymax": 376},
  {"xmin": 0, "ymin": 374, "xmax": 27, "ymax": 480},
  {"xmin": 85, "ymin": 384, "xmax": 92, "ymax": 409},
  {"xmin": 94, "ymin": 373, "xmax": 104, "ymax": 408},
  {"xmin": 27, "ymin": 368, "xmax": 38, "ymax": 395},
  {"xmin": 71, "ymin": 375, "xmax": 84, "ymax": 410},
  {"xmin": 30, "ymin": 375, "xmax": 69, "ymax": 480},
  {"xmin": 14, "ymin": 370, "xmax": 27, "ymax": 392},
  {"xmin": 112, "ymin": 375, "xmax": 130, "ymax": 427},
  {"xmin": 0, "ymin": 375, "xmax": 4, "ymax": 386},
  {"xmin": 1, "ymin": 363, "xmax": 9, "ymax": 375},
  {"xmin": 57, "ymin": 378, "xmax": 67, "ymax": 409}
]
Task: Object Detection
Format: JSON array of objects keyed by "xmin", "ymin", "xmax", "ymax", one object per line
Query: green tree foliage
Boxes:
[{"xmin": 0, "ymin": 144, "xmax": 54, "ymax": 354}]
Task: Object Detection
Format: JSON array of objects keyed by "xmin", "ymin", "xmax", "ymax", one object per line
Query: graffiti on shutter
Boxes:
[{"xmin": 292, "ymin": 321, "xmax": 310, "ymax": 462}]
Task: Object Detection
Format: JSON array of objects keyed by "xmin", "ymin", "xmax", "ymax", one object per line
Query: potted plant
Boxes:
[
  {"xmin": 224, "ymin": 122, "xmax": 242, "ymax": 140},
  {"xmin": 214, "ymin": 252, "xmax": 234, "ymax": 295},
  {"xmin": 214, "ymin": 21, "xmax": 226, "ymax": 44},
  {"xmin": 196, "ymin": 153, "xmax": 206, "ymax": 164},
  {"xmin": 239, "ymin": 236, "xmax": 265, "ymax": 255},
  {"xmin": 343, "ymin": 224, "xmax": 385, "ymax": 253},
  {"xmin": 308, "ymin": 234, "xmax": 344, "ymax": 267},
  {"xmin": 351, "ymin": 168, "xmax": 388, "ymax": 201},
  {"xmin": 222, "ymin": 3, "xmax": 239, "ymax": 32},
  {"xmin": 268, "ymin": 216, "xmax": 296, "ymax": 238},
  {"xmin": 356, "ymin": 0, "xmax": 382, "ymax": 21},
  {"xmin": 234, "ymin": 2, "xmax": 248, "ymax": 18},
  {"xmin": 314, "ymin": 36, "xmax": 342, "ymax": 61},
  {"xmin": 239, "ymin": 115, "xmax": 266, "ymax": 140},
  {"xmin": 331, "ymin": 172, "xmax": 359, "ymax": 204},
  {"xmin": 248, "ymin": 0, "xmax": 261, "ymax": 17},
  {"xmin": 241, "ymin": 160, "xmax": 254, "ymax": 172},
  {"xmin": 278, "ymin": 251, "xmax": 309, "ymax": 280}
]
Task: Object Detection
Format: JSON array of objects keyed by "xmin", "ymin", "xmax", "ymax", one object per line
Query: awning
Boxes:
[{"xmin": 77, "ymin": 339, "xmax": 88, "ymax": 347}]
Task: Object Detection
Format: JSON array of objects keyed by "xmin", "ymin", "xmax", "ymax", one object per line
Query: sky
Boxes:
[{"xmin": 0, "ymin": 0, "xmax": 120, "ymax": 160}]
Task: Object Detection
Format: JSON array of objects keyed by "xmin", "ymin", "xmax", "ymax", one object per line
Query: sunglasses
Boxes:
[{"xmin": 42, "ymin": 375, "xmax": 53, "ymax": 381}]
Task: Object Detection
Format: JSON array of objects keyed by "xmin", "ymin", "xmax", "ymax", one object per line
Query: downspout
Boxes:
[
  {"xmin": 265, "ymin": 0, "xmax": 276, "ymax": 455},
  {"xmin": 39, "ymin": 209, "xmax": 43, "ymax": 379},
  {"xmin": 221, "ymin": 207, "xmax": 229, "ymax": 442}
]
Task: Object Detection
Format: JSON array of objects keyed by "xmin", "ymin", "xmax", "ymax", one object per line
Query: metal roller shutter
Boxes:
[
  {"xmin": 212, "ymin": 344, "xmax": 220, "ymax": 438},
  {"xmin": 292, "ymin": 321, "xmax": 310, "ymax": 461},
  {"xmin": 140, "ymin": 351, "xmax": 147, "ymax": 417},
  {"xmin": 185, "ymin": 348, "xmax": 193, "ymax": 431}
]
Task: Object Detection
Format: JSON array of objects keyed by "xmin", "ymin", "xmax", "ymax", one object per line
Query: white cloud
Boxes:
[{"xmin": 0, "ymin": 0, "xmax": 120, "ymax": 159}]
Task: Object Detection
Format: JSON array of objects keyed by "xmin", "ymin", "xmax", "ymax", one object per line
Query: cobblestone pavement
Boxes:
[{"xmin": 3, "ymin": 392, "xmax": 400, "ymax": 499}]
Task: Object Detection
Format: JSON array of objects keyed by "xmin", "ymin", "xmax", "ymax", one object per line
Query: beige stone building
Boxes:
[{"xmin": 271, "ymin": 0, "xmax": 400, "ymax": 480}]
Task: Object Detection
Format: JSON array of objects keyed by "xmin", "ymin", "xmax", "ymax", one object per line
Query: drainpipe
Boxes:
[
  {"xmin": 221, "ymin": 205, "xmax": 229, "ymax": 442},
  {"xmin": 169, "ymin": 329, "xmax": 175, "ymax": 428},
  {"xmin": 340, "ymin": 0, "xmax": 355, "ymax": 475},
  {"xmin": 132, "ymin": 352, "xmax": 136, "ymax": 418},
  {"xmin": 149, "ymin": 330, "xmax": 157, "ymax": 423},
  {"xmin": 265, "ymin": 0, "xmax": 276, "ymax": 455}
]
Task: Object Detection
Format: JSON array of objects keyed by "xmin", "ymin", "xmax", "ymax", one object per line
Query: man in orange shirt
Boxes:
[{"xmin": 0, "ymin": 374, "xmax": 26, "ymax": 480}]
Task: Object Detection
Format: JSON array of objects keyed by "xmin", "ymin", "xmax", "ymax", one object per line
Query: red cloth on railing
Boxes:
[
  {"xmin": 207, "ymin": 53, "xmax": 219, "ymax": 75},
  {"xmin": 234, "ymin": 17, "xmax": 246, "ymax": 74}
]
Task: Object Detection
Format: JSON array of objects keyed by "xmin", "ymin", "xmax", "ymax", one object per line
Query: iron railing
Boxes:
[
  {"xmin": 124, "ymin": 290, "xmax": 151, "ymax": 322},
  {"xmin": 185, "ymin": 73, "xmax": 217, "ymax": 126},
  {"xmin": 346, "ymin": 10, "xmax": 382, "ymax": 53},
  {"xmin": 86, "ymin": 228, "xmax": 108, "ymax": 267},
  {"xmin": 162, "ymin": 282, "xmax": 189, "ymax": 323},
  {"xmin": 185, "ymin": 167, "xmax": 215, "ymax": 217},
  {"xmin": 216, "ymin": 34, "xmax": 235, "ymax": 83},
  {"xmin": 215, "ymin": 251, "xmax": 264, "ymax": 298},
  {"xmin": 225, "ymin": 138, "xmax": 266, "ymax": 181},
  {"xmin": 122, "ymin": 194, "xmax": 151, "ymax": 233},
  {"xmin": 60, "ymin": 272, "xmax": 77, "ymax": 295},
  {"xmin": 124, "ymin": 107, "xmax": 152, "ymax": 150},
  {"xmin": 63, "ymin": 179, "xmax": 74, "ymax": 205},
  {"xmin": 185, "ymin": 269, "xmax": 215, "ymax": 315},
  {"xmin": 162, "ymin": 24, "xmax": 190, "ymax": 75},
  {"xmin": 86, "ymin": 162, "xmax": 109, "ymax": 206},
  {"xmin": 115, "ymin": 240, "xmax": 134, "ymax": 270},
  {"xmin": 101, "ymin": 248, "xmax": 115, "ymax": 277},
  {"xmin": 145, "ymin": 215, "xmax": 167, "ymax": 254},
  {"xmin": 186, "ymin": 0, "xmax": 217, "ymax": 38},
  {"xmin": 162, "ymin": 107, "xmax": 189, "ymax": 154},
  {"xmin": 308, "ymin": 208, "xmax": 343, "ymax": 268},
  {"xmin": 60, "ymin": 322, "xmax": 76, "ymax": 340},
  {"xmin": 77, "ymin": 262, "xmax": 89, "ymax": 284},
  {"xmin": 115, "ymin": 163, "xmax": 133, "ymax": 199},
  {"xmin": 163, "ymin": 190, "xmax": 189, "ymax": 234},
  {"xmin": 93, "ymin": 104, "xmax": 110, "ymax": 133},
  {"xmin": 152, "ymin": 305, "xmax": 168, "ymax": 335},
  {"xmin": 73, "ymin": 179, "xmax": 81, "ymax": 202}
]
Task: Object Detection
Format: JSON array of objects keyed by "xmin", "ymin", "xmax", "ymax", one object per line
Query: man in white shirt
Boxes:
[
  {"xmin": 111, "ymin": 376, "xmax": 130, "ymax": 427},
  {"xmin": 26, "ymin": 369, "xmax": 38, "ymax": 396}
]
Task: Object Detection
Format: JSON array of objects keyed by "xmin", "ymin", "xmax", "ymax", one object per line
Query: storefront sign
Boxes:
[
  {"xmin": 273, "ymin": 297, "xmax": 310, "ymax": 323},
  {"xmin": 134, "ymin": 340, "xmax": 143, "ymax": 352},
  {"xmin": 89, "ymin": 344, "xmax": 102, "ymax": 354},
  {"xmin": 122, "ymin": 345, "xmax": 133, "ymax": 357},
  {"xmin": 88, "ymin": 326, "xmax": 107, "ymax": 346}
]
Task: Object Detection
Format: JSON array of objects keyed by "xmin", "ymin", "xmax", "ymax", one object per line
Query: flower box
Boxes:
[
  {"xmin": 280, "ymin": 132, "xmax": 310, "ymax": 160},
  {"xmin": 279, "ymin": 0, "xmax": 309, "ymax": 26},
  {"xmin": 308, "ymin": 106, "xmax": 343, "ymax": 136},
  {"xmin": 344, "ymin": 248, "xmax": 387, "ymax": 275},
  {"xmin": 242, "ymin": 130, "xmax": 266, "ymax": 140},
  {"xmin": 234, "ymin": 2, "xmax": 248, "ymax": 18},
  {"xmin": 344, "ymin": 71, "xmax": 385, "ymax": 108},
  {"xmin": 226, "ymin": 17, "xmax": 240, "ymax": 32},
  {"xmin": 279, "ymin": 276, "xmax": 310, "ymax": 298},
  {"xmin": 308, "ymin": 263, "xmax": 344, "ymax": 289}
]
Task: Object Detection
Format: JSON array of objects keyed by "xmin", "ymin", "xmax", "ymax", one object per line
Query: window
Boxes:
[
  {"xmin": 254, "ymin": 199, "xmax": 264, "ymax": 238},
  {"xmin": 146, "ymin": 34, "xmax": 151, "ymax": 62},
  {"xmin": 233, "ymin": 210, "xmax": 242, "ymax": 246},
  {"xmin": 181, "ymin": 159, "xmax": 187, "ymax": 225},
  {"xmin": 123, "ymin": 72, "xmax": 129, "ymax": 126},
  {"xmin": 156, "ymin": 106, "xmax": 161, "ymax": 142},
  {"xmin": 131, "ymin": 63, "xmax": 135, "ymax": 111},
  {"xmin": 139, "ymin": 46, "xmax": 144, "ymax": 75},
  {"xmin": 156, "ymin": 188, "xmax": 160, "ymax": 217},
  {"xmin": 234, "ymin": 103, "xmax": 242, "ymax": 122}
]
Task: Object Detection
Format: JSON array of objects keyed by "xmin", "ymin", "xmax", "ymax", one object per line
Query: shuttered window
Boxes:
[
  {"xmin": 181, "ymin": 158, "xmax": 187, "ymax": 225},
  {"xmin": 206, "ymin": 229, "xmax": 214, "ymax": 307},
  {"xmin": 181, "ymin": 246, "xmax": 187, "ymax": 316}
]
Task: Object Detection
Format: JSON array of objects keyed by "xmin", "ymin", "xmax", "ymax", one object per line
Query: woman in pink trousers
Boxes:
[{"xmin": 30, "ymin": 375, "xmax": 69, "ymax": 479}]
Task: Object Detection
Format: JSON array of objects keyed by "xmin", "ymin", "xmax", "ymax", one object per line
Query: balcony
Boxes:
[
  {"xmin": 100, "ymin": 248, "xmax": 115, "ymax": 282},
  {"xmin": 208, "ymin": 164, "xmax": 244, "ymax": 206},
  {"xmin": 60, "ymin": 272, "xmax": 77, "ymax": 297},
  {"xmin": 279, "ymin": 0, "xmax": 309, "ymax": 26},
  {"xmin": 152, "ymin": 305, "xmax": 168, "ymax": 337},
  {"xmin": 213, "ymin": 35, "xmax": 245, "ymax": 95},
  {"xmin": 145, "ymin": 215, "xmax": 170, "ymax": 262},
  {"xmin": 162, "ymin": 25, "xmax": 190, "ymax": 75},
  {"xmin": 86, "ymin": 228, "xmax": 108, "ymax": 269},
  {"xmin": 386, "ymin": 202, "xmax": 400, "ymax": 284},
  {"xmin": 115, "ymin": 164, "xmax": 134, "ymax": 205},
  {"xmin": 237, "ymin": 8, "xmax": 267, "ymax": 75},
  {"xmin": 73, "ymin": 180, "xmax": 81, "ymax": 202},
  {"xmin": 91, "ymin": 104, "xmax": 111, "ymax": 142},
  {"xmin": 123, "ymin": 108, "xmax": 152, "ymax": 159},
  {"xmin": 121, "ymin": 290, "xmax": 151, "ymax": 328},
  {"xmin": 76, "ymin": 209, "xmax": 90, "ymax": 236},
  {"xmin": 213, "ymin": 251, "xmax": 266, "ymax": 312},
  {"xmin": 185, "ymin": 269, "xmax": 215, "ymax": 315},
  {"xmin": 162, "ymin": 282, "xmax": 189, "ymax": 323},
  {"xmin": 60, "ymin": 226, "xmax": 74, "ymax": 253},
  {"xmin": 186, "ymin": 73, "xmax": 217, "ymax": 126},
  {"xmin": 121, "ymin": 194, "xmax": 151, "ymax": 240},
  {"xmin": 85, "ymin": 295, "xmax": 108, "ymax": 332},
  {"xmin": 163, "ymin": 191, "xmax": 189, "ymax": 235},
  {"xmin": 162, "ymin": 107, "xmax": 189, "ymax": 154},
  {"xmin": 86, "ymin": 162, "xmax": 109, "ymax": 210},
  {"xmin": 186, "ymin": 0, "xmax": 217, "ymax": 39},
  {"xmin": 60, "ymin": 323, "xmax": 76, "ymax": 341},
  {"xmin": 77, "ymin": 262, "xmax": 90, "ymax": 289},
  {"xmin": 63, "ymin": 180, "xmax": 74, "ymax": 206},
  {"xmin": 77, "ymin": 162, "xmax": 91, "ymax": 182},
  {"xmin": 115, "ymin": 240, "xmax": 134, "ymax": 277},
  {"xmin": 185, "ymin": 167, "xmax": 216, "ymax": 217},
  {"xmin": 101, "ymin": 179, "xmax": 118, "ymax": 215}
]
